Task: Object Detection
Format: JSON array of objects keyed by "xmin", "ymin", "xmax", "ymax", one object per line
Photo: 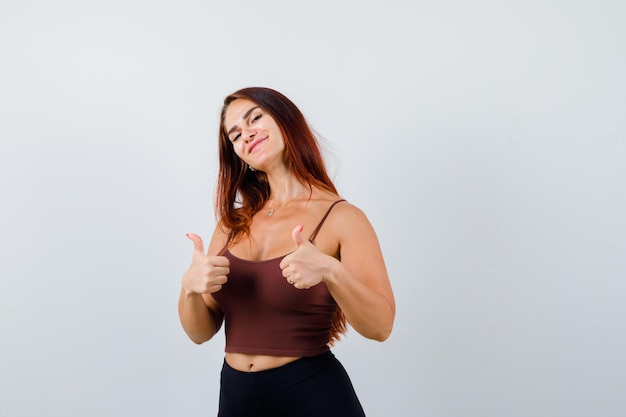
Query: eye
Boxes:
[
  {"xmin": 230, "ymin": 133, "xmax": 241, "ymax": 143},
  {"xmin": 251, "ymin": 113, "xmax": 262, "ymax": 123}
]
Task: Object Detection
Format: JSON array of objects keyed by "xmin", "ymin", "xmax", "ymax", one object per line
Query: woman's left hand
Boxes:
[{"xmin": 279, "ymin": 225, "xmax": 335, "ymax": 289}]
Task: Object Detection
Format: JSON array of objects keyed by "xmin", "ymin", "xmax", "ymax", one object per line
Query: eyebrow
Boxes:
[{"xmin": 227, "ymin": 106, "xmax": 260, "ymax": 136}]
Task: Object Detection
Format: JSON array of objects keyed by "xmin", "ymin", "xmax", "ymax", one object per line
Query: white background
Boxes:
[{"xmin": 1, "ymin": 1, "xmax": 625, "ymax": 416}]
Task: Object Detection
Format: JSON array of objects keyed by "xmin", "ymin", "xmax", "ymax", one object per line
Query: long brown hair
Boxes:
[{"xmin": 215, "ymin": 86, "xmax": 346, "ymax": 344}]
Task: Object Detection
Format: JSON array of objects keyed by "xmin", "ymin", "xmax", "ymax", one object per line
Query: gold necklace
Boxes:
[{"xmin": 265, "ymin": 192, "xmax": 308, "ymax": 217}]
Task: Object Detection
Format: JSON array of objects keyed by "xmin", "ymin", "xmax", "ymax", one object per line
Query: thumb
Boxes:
[
  {"xmin": 186, "ymin": 233, "xmax": 205, "ymax": 254},
  {"xmin": 291, "ymin": 224, "xmax": 305, "ymax": 248}
]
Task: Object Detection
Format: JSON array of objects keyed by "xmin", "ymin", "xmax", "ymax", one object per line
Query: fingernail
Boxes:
[
  {"xmin": 185, "ymin": 233, "xmax": 191, "ymax": 239},
  {"xmin": 298, "ymin": 224, "xmax": 304, "ymax": 232}
]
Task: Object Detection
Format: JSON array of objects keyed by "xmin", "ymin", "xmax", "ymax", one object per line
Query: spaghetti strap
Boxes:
[
  {"xmin": 308, "ymin": 199, "xmax": 346, "ymax": 243},
  {"xmin": 217, "ymin": 230, "xmax": 234, "ymax": 256}
]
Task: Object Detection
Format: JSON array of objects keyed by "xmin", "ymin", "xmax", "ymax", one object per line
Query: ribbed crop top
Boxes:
[{"xmin": 211, "ymin": 200, "xmax": 345, "ymax": 357}]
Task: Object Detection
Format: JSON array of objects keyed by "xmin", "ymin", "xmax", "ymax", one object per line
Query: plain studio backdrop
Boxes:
[{"xmin": 1, "ymin": 1, "xmax": 625, "ymax": 416}]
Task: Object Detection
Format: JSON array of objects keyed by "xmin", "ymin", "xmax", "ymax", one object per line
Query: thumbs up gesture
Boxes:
[
  {"xmin": 182, "ymin": 233, "xmax": 230, "ymax": 295},
  {"xmin": 279, "ymin": 225, "xmax": 330, "ymax": 289}
]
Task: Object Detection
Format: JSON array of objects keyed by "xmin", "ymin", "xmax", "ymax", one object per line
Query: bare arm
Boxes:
[
  {"xmin": 324, "ymin": 205, "xmax": 395, "ymax": 341},
  {"xmin": 178, "ymin": 227, "xmax": 230, "ymax": 344},
  {"xmin": 280, "ymin": 204, "xmax": 395, "ymax": 341}
]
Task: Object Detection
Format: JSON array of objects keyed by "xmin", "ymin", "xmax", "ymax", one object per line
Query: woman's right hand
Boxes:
[{"xmin": 182, "ymin": 233, "xmax": 230, "ymax": 295}]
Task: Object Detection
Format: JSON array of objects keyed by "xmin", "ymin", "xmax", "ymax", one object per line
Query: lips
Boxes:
[{"xmin": 247, "ymin": 137, "xmax": 267, "ymax": 154}]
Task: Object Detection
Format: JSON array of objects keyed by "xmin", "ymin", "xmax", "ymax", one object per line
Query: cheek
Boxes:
[
  {"xmin": 232, "ymin": 141, "xmax": 244, "ymax": 160},
  {"xmin": 276, "ymin": 137, "xmax": 287, "ymax": 152},
  {"xmin": 230, "ymin": 141, "xmax": 244, "ymax": 155}
]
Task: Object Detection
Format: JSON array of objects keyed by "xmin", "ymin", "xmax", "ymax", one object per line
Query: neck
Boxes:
[
  {"xmin": 263, "ymin": 174, "xmax": 312, "ymax": 217},
  {"xmin": 266, "ymin": 173, "xmax": 310, "ymax": 206}
]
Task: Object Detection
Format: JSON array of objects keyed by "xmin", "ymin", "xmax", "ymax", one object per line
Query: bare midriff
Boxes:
[{"xmin": 225, "ymin": 352, "xmax": 301, "ymax": 372}]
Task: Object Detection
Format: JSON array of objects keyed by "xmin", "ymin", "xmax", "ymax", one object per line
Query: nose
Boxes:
[{"xmin": 242, "ymin": 127, "xmax": 256, "ymax": 142}]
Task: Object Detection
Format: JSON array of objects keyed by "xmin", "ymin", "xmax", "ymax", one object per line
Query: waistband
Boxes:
[{"xmin": 221, "ymin": 351, "xmax": 337, "ymax": 393}]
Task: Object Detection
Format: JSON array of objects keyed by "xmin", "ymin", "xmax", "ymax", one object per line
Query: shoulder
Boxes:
[
  {"xmin": 325, "ymin": 200, "xmax": 384, "ymax": 261},
  {"xmin": 207, "ymin": 220, "xmax": 232, "ymax": 255},
  {"xmin": 307, "ymin": 189, "xmax": 375, "ymax": 234},
  {"xmin": 330, "ymin": 199, "xmax": 364, "ymax": 217},
  {"xmin": 326, "ymin": 200, "xmax": 374, "ymax": 233}
]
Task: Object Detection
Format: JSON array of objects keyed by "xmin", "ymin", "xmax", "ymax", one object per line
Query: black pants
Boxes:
[{"xmin": 218, "ymin": 351, "xmax": 366, "ymax": 417}]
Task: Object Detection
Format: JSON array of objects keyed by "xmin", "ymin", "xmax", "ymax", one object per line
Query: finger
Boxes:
[
  {"xmin": 212, "ymin": 275, "xmax": 229, "ymax": 285},
  {"xmin": 210, "ymin": 256, "xmax": 230, "ymax": 267},
  {"xmin": 281, "ymin": 267, "xmax": 290, "ymax": 278},
  {"xmin": 279, "ymin": 256, "xmax": 290, "ymax": 270},
  {"xmin": 209, "ymin": 266, "xmax": 230, "ymax": 276},
  {"xmin": 291, "ymin": 224, "xmax": 305, "ymax": 248},
  {"xmin": 186, "ymin": 233, "xmax": 205, "ymax": 254},
  {"xmin": 201, "ymin": 277, "xmax": 228, "ymax": 294},
  {"xmin": 292, "ymin": 281, "xmax": 308, "ymax": 290}
]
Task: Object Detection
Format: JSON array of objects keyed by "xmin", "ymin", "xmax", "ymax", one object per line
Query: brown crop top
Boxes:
[{"xmin": 211, "ymin": 199, "xmax": 345, "ymax": 357}]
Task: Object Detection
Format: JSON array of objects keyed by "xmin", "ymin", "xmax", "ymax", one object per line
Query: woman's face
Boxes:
[{"xmin": 223, "ymin": 98, "xmax": 286, "ymax": 171}]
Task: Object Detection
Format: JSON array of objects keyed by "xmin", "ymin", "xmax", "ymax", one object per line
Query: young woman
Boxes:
[{"xmin": 178, "ymin": 87, "xmax": 395, "ymax": 417}]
